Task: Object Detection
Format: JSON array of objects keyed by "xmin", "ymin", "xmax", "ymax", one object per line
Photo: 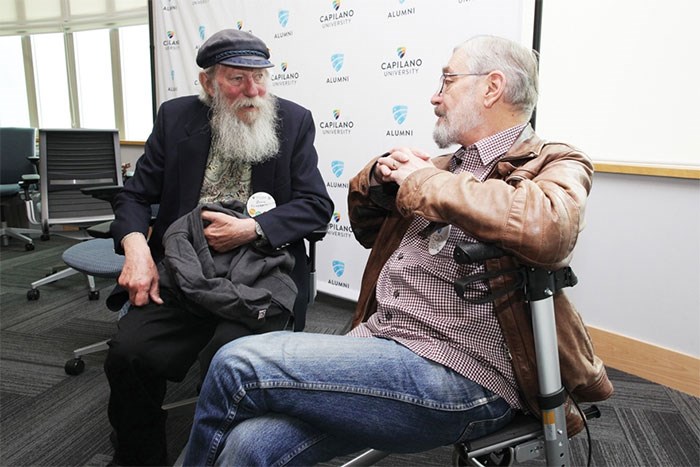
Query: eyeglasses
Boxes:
[{"xmin": 437, "ymin": 72, "xmax": 489, "ymax": 94}]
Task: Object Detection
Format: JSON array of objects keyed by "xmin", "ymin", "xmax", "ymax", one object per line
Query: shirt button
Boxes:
[
  {"xmin": 397, "ymin": 253, "xmax": 404, "ymax": 260},
  {"xmin": 393, "ymin": 290, "xmax": 400, "ymax": 298},
  {"xmin": 385, "ymin": 311, "xmax": 392, "ymax": 321}
]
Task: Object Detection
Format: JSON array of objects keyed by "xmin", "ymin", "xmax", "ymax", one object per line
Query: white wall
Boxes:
[
  {"xmin": 567, "ymin": 173, "xmax": 700, "ymax": 358},
  {"xmin": 120, "ymin": 145, "xmax": 143, "ymax": 168},
  {"xmin": 535, "ymin": 0, "xmax": 700, "ymax": 358}
]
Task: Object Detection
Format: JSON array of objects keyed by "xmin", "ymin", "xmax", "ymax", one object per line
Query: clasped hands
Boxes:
[{"xmin": 373, "ymin": 147, "xmax": 434, "ymax": 185}]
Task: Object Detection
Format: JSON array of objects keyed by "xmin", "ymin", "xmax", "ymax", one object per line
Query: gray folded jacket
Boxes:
[{"xmin": 158, "ymin": 200, "xmax": 297, "ymax": 328}]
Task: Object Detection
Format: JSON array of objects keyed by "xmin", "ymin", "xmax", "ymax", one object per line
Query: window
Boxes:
[
  {"xmin": 75, "ymin": 29, "xmax": 116, "ymax": 130},
  {"xmin": 32, "ymin": 32, "xmax": 72, "ymax": 128},
  {"xmin": 0, "ymin": 0, "xmax": 151, "ymax": 140},
  {"xmin": 120, "ymin": 24, "xmax": 153, "ymax": 141},
  {"xmin": 0, "ymin": 36, "xmax": 30, "ymax": 127}
]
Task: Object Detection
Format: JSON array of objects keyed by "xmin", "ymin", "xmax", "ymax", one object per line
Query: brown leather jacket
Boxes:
[{"xmin": 347, "ymin": 125, "xmax": 613, "ymax": 435}]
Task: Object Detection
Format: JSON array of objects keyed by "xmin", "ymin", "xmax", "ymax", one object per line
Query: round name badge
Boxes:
[
  {"xmin": 428, "ymin": 225, "xmax": 451, "ymax": 256},
  {"xmin": 247, "ymin": 192, "xmax": 276, "ymax": 217}
]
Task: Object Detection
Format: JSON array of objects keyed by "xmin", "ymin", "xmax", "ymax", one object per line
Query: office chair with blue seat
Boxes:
[
  {"xmin": 25, "ymin": 128, "xmax": 123, "ymax": 300},
  {"xmin": 0, "ymin": 127, "xmax": 41, "ymax": 250},
  {"xmin": 62, "ymin": 205, "xmax": 328, "ymax": 376}
]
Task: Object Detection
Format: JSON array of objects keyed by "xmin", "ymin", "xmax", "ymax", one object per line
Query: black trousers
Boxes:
[{"xmin": 103, "ymin": 288, "xmax": 291, "ymax": 466}]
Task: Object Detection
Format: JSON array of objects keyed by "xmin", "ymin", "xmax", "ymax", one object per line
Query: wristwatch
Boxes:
[
  {"xmin": 253, "ymin": 221, "xmax": 269, "ymax": 248},
  {"xmin": 254, "ymin": 221, "xmax": 264, "ymax": 239}
]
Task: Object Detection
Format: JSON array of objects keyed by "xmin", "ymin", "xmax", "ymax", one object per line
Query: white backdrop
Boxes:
[{"xmin": 151, "ymin": 0, "xmax": 535, "ymax": 300}]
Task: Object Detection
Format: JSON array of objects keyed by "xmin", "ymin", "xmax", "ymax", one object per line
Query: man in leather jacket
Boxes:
[{"xmin": 182, "ymin": 35, "xmax": 612, "ymax": 467}]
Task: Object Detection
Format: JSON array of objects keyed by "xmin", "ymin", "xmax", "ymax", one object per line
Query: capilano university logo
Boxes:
[
  {"xmin": 320, "ymin": 0, "xmax": 355, "ymax": 28},
  {"xmin": 319, "ymin": 109, "xmax": 354, "ymax": 135},
  {"xmin": 162, "ymin": 30, "xmax": 179, "ymax": 49},
  {"xmin": 381, "ymin": 46, "xmax": 423, "ymax": 76},
  {"xmin": 328, "ymin": 210, "xmax": 353, "ymax": 239},
  {"xmin": 270, "ymin": 61, "xmax": 299, "ymax": 87}
]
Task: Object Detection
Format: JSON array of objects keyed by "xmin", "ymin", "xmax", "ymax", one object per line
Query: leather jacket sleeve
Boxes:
[{"xmin": 394, "ymin": 143, "xmax": 593, "ymax": 269}]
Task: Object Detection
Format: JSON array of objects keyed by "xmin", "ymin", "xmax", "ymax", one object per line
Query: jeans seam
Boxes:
[
  {"xmin": 273, "ymin": 432, "xmax": 329, "ymax": 467},
  {"xmin": 243, "ymin": 381, "xmax": 500, "ymax": 411},
  {"xmin": 205, "ymin": 387, "xmax": 247, "ymax": 466}
]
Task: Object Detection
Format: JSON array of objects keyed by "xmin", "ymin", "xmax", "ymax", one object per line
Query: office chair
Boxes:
[
  {"xmin": 0, "ymin": 127, "xmax": 41, "ymax": 250},
  {"xmin": 64, "ymin": 220, "xmax": 328, "ymax": 376},
  {"xmin": 25, "ymin": 128, "xmax": 123, "ymax": 300}
]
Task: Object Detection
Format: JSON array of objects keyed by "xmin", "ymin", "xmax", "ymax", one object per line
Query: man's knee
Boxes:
[{"xmin": 104, "ymin": 329, "xmax": 155, "ymax": 375}]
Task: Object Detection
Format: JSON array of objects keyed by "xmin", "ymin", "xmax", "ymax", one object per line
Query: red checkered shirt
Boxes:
[{"xmin": 348, "ymin": 124, "xmax": 528, "ymax": 409}]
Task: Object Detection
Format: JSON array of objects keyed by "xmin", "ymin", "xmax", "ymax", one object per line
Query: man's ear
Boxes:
[
  {"xmin": 199, "ymin": 71, "xmax": 214, "ymax": 97},
  {"xmin": 483, "ymin": 71, "xmax": 506, "ymax": 108}
]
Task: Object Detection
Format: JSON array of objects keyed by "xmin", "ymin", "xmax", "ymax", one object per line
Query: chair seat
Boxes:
[
  {"xmin": 62, "ymin": 238, "xmax": 124, "ymax": 278},
  {"xmin": 0, "ymin": 183, "xmax": 20, "ymax": 197}
]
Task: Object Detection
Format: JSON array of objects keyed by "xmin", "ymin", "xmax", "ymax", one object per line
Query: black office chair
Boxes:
[
  {"xmin": 25, "ymin": 128, "xmax": 123, "ymax": 300},
  {"xmin": 63, "ymin": 200, "xmax": 328, "ymax": 376},
  {"xmin": 0, "ymin": 127, "xmax": 41, "ymax": 250}
]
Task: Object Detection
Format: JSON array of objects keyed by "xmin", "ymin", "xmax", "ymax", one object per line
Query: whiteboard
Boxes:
[{"xmin": 535, "ymin": 0, "xmax": 700, "ymax": 167}]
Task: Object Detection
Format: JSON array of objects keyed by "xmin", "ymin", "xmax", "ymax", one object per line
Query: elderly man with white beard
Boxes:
[{"xmin": 104, "ymin": 29, "xmax": 333, "ymax": 466}]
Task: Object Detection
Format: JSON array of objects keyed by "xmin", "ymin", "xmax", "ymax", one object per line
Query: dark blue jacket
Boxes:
[{"xmin": 111, "ymin": 95, "xmax": 333, "ymax": 328}]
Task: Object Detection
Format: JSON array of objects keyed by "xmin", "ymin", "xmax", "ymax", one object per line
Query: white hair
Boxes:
[{"xmin": 455, "ymin": 35, "xmax": 539, "ymax": 117}]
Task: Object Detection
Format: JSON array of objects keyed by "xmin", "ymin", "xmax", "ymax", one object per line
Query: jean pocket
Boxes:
[{"xmin": 458, "ymin": 399, "xmax": 515, "ymax": 442}]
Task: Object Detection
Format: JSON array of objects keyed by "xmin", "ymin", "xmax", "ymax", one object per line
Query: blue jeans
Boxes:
[{"xmin": 183, "ymin": 331, "xmax": 514, "ymax": 466}]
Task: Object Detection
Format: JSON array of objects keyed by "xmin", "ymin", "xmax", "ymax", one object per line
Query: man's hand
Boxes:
[
  {"xmin": 119, "ymin": 233, "xmax": 163, "ymax": 306},
  {"xmin": 374, "ymin": 147, "xmax": 433, "ymax": 185},
  {"xmin": 202, "ymin": 211, "xmax": 257, "ymax": 252}
]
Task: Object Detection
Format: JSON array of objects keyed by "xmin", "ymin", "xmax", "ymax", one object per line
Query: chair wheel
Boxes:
[
  {"xmin": 25, "ymin": 243, "xmax": 35, "ymax": 251},
  {"xmin": 88, "ymin": 290, "xmax": 100, "ymax": 300},
  {"xmin": 41, "ymin": 233, "xmax": 50, "ymax": 241},
  {"xmin": 27, "ymin": 289, "xmax": 40, "ymax": 300},
  {"xmin": 65, "ymin": 358, "xmax": 85, "ymax": 375}
]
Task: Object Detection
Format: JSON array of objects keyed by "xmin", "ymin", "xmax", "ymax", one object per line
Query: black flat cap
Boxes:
[{"xmin": 196, "ymin": 29, "xmax": 273, "ymax": 69}]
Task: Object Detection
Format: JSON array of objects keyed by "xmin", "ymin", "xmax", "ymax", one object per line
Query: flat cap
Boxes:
[{"xmin": 196, "ymin": 29, "xmax": 273, "ymax": 69}]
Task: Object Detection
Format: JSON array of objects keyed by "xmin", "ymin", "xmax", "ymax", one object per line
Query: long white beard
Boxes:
[{"xmin": 209, "ymin": 88, "xmax": 280, "ymax": 164}]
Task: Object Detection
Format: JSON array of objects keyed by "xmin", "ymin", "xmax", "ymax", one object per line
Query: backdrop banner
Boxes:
[{"xmin": 151, "ymin": 0, "xmax": 534, "ymax": 301}]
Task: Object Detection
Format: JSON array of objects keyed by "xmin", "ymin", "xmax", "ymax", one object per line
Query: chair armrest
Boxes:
[
  {"xmin": 20, "ymin": 174, "xmax": 40, "ymax": 184},
  {"xmin": 19, "ymin": 174, "xmax": 40, "ymax": 199},
  {"xmin": 305, "ymin": 224, "xmax": 329, "ymax": 243},
  {"xmin": 87, "ymin": 220, "xmax": 113, "ymax": 239},
  {"xmin": 81, "ymin": 185, "xmax": 122, "ymax": 204}
]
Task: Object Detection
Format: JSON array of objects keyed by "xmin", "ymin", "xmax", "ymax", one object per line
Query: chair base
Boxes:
[
  {"xmin": 27, "ymin": 267, "xmax": 99, "ymax": 301},
  {"xmin": 64, "ymin": 339, "xmax": 111, "ymax": 375},
  {"xmin": 0, "ymin": 223, "xmax": 39, "ymax": 250}
]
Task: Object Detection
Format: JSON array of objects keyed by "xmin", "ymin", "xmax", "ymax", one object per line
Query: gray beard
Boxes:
[
  {"xmin": 433, "ymin": 93, "xmax": 481, "ymax": 148},
  {"xmin": 209, "ymin": 90, "xmax": 280, "ymax": 164},
  {"xmin": 433, "ymin": 121, "xmax": 458, "ymax": 149}
]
